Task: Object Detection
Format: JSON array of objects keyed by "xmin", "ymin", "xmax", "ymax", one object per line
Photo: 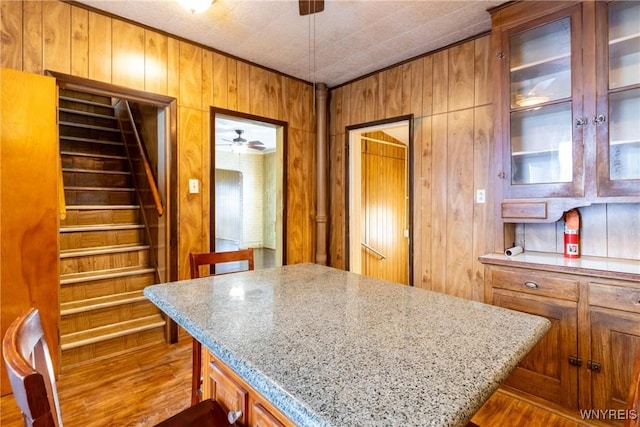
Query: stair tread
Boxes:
[
  {"xmin": 59, "ymin": 107, "xmax": 117, "ymax": 121},
  {"xmin": 60, "ymin": 223, "xmax": 144, "ymax": 232},
  {"xmin": 60, "ymin": 266, "xmax": 156, "ymax": 284},
  {"xmin": 62, "ymin": 168, "xmax": 131, "ymax": 175},
  {"xmin": 60, "ymin": 243, "xmax": 151, "ymax": 258},
  {"xmin": 60, "ymin": 290, "xmax": 148, "ymax": 315},
  {"xmin": 65, "ymin": 205, "xmax": 140, "ymax": 210},
  {"xmin": 61, "ymin": 150, "xmax": 127, "ymax": 160},
  {"xmin": 59, "ymin": 95, "xmax": 115, "ymax": 109},
  {"xmin": 65, "ymin": 186, "xmax": 135, "ymax": 191},
  {"xmin": 60, "ymin": 315, "xmax": 165, "ymax": 350},
  {"xmin": 60, "ymin": 135, "xmax": 124, "ymax": 146},
  {"xmin": 60, "ymin": 121, "xmax": 121, "ymax": 133}
]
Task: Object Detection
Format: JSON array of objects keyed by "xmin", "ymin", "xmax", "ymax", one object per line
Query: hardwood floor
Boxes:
[{"xmin": 1, "ymin": 338, "xmax": 596, "ymax": 427}]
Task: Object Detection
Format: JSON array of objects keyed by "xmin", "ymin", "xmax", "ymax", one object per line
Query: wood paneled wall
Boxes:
[
  {"xmin": 0, "ymin": 0, "xmax": 316, "ymax": 278},
  {"xmin": 329, "ymin": 37, "xmax": 494, "ymax": 301}
]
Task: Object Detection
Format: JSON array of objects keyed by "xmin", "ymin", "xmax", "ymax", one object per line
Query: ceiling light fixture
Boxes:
[{"xmin": 179, "ymin": 0, "xmax": 213, "ymax": 14}]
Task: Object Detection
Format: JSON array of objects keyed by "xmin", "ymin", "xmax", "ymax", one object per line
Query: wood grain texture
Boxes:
[
  {"xmin": 1, "ymin": 69, "xmax": 59, "ymax": 395},
  {"xmin": 43, "ymin": 1, "xmax": 71, "ymax": 74},
  {"xmin": 112, "ymin": 19, "xmax": 144, "ymax": 89},
  {"xmin": 145, "ymin": 29, "xmax": 168, "ymax": 96},
  {"xmin": 249, "ymin": 66, "xmax": 269, "ymax": 117},
  {"xmin": 474, "ymin": 35, "xmax": 492, "ymax": 107},
  {"xmin": 402, "ymin": 58, "xmax": 423, "ymax": 116},
  {"xmin": 23, "ymin": 0, "xmax": 42, "ymax": 74},
  {"xmin": 448, "ymin": 41, "xmax": 475, "ymax": 112},
  {"xmin": 178, "ymin": 41, "xmax": 202, "ymax": 109},
  {"xmin": 432, "ymin": 49, "xmax": 449, "ymax": 115},
  {"xmin": 71, "ymin": 6, "xmax": 88, "ymax": 78},
  {"xmin": 446, "ymin": 109, "xmax": 474, "ymax": 298},
  {"xmin": 0, "ymin": 1, "xmax": 22, "ymax": 69},
  {"xmin": 87, "ymin": 11, "xmax": 111, "ymax": 83},
  {"xmin": 212, "ymin": 52, "xmax": 228, "ymax": 108},
  {"xmin": 430, "ymin": 113, "xmax": 448, "ymax": 294},
  {"xmin": 384, "ymin": 65, "xmax": 403, "ymax": 118},
  {"xmin": 421, "ymin": 55, "xmax": 434, "ymax": 117}
]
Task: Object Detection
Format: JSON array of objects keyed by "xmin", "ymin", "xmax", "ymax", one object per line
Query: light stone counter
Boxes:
[{"xmin": 144, "ymin": 263, "xmax": 550, "ymax": 427}]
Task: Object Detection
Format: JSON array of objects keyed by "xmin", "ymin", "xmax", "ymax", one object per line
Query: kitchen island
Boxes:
[{"xmin": 144, "ymin": 263, "xmax": 550, "ymax": 427}]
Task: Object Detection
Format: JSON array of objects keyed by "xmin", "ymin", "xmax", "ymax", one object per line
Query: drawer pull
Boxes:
[
  {"xmin": 228, "ymin": 410, "xmax": 242, "ymax": 424},
  {"xmin": 524, "ymin": 281, "xmax": 539, "ymax": 289}
]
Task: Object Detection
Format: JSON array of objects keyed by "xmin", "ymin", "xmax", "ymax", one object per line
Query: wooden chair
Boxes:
[
  {"xmin": 2, "ymin": 308, "xmax": 235, "ymax": 427},
  {"xmin": 189, "ymin": 248, "xmax": 255, "ymax": 405}
]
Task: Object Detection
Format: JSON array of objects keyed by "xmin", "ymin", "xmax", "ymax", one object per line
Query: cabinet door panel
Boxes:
[
  {"xmin": 493, "ymin": 289, "xmax": 579, "ymax": 409},
  {"xmin": 251, "ymin": 403, "xmax": 286, "ymax": 427},
  {"xmin": 590, "ymin": 307, "xmax": 640, "ymax": 418},
  {"xmin": 206, "ymin": 360, "xmax": 248, "ymax": 424}
]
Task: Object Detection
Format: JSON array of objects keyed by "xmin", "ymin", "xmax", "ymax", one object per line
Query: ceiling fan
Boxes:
[
  {"xmin": 217, "ymin": 129, "xmax": 266, "ymax": 151},
  {"xmin": 299, "ymin": 0, "xmax": 324, "ymax": 16}
]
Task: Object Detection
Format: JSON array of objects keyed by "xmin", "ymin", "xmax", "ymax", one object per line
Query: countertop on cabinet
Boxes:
[
  {"xmin": 144, "ymin": 263, "xmax": 550, "ymax": 427},
  {"xmin": 479, "ymin": 251, "xmax": 640, "ymax": 282}
]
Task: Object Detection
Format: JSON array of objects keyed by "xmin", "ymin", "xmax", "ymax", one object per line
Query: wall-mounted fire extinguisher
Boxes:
[{"xmin": 563, "ymin": 209, "xmax": 580, "ymax": 259}]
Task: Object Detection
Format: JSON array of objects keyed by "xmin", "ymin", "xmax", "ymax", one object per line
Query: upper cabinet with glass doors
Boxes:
[
  {"xmin": 596, "ymin": 0, "xmax": 640, "ymax": 196},
  {"xmin": 491, "ymin": 1, "xmax": 640, "ymax": 221}
]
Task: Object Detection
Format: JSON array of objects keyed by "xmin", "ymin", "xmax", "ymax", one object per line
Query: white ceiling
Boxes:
[{"xmin": 74, "ymin": 0, "xmax": 504, "ymax": 88}]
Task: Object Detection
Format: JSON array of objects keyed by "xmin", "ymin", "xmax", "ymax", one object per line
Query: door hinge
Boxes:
[
  {"xmin": 568, "ymin": 355, "xmax": 582, "ymax": 367},
  {"xmin": 587, "ymin": 360, "xmax": 601, "ymax": 372}
]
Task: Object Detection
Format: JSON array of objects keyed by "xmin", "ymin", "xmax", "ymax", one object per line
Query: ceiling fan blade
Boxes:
[
  {"xmin": 248, "ymin": 140, "xmax": 264, "ymax": 146},
  {"xmin": 299, "ymin": 0, "xmax": 324, "ymax": 16}
]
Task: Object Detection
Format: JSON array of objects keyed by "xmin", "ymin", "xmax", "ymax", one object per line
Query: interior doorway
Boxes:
[
  {"xmin": 347, "ymin": 117, "xmax": 413, "ymax": 285},
  {"xmin": 211, "ymin": 108, "xmax": 287, "ymax": 270}
]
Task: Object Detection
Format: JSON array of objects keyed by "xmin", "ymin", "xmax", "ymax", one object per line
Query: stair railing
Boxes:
[
  {"xmin": 114, "ymin": 99, "xmax": 164, "ymax": 284},
  {"xmin": 114, "ymin": 100, "xmax": 164, "ymax": 217}
]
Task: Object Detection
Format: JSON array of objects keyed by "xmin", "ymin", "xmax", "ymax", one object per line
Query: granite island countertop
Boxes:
[{"xmin": 144, "ymin": 263, "xmax": 550, "ymax": 427}]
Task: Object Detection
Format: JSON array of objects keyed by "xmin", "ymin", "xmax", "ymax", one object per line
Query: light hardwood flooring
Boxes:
[{"xmin": 1, "ymin": 338, "xmax": 595, "ymax": 427}]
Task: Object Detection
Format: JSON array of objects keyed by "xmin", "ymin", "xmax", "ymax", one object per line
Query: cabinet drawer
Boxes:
[
  {"xmin": 207, "ymin": 360, "xmax": 248, "ymax": 424},
  {"xmin": 590, "ymin": 283, "xmax": 640, "ymax": 314},
  {"xmin": 490, "ymin": 268, "xmax": 578, "ymax": 301},
  {"xmin": 250, "ymin": 403, "xmax": 286, "ymax": 427}
]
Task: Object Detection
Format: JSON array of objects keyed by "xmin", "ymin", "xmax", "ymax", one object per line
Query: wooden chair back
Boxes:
[
  {"xmin": 626, "ymin": 353, "xmax": 640, "ymax": 427},
  {"xmin": 188, "ymin": 248, "xmax": 255, "ymax": 405},
  {"xmin": 189, "ymin": 248, "xmax": 255, "ymax": 278},
  {"xmin": 2, "ymin": 308, "xmax": 63, "ymax": 427}
]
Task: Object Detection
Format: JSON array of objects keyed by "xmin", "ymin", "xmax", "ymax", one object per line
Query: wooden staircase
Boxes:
[{"xmin": 58, "ymin": 88, "xmax": 166, "ymax": 368}]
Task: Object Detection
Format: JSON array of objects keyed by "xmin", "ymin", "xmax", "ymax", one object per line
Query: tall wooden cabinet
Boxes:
[
  {"xmin": 490, "ymin": 0, "xmax": 640, "ymax": 225},
  {"xmin": 0, "ymin": 68, "xmax": 60, "ymax": 395}
]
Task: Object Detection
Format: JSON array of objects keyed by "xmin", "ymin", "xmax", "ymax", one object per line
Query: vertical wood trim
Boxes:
[
  {"xmin": 1, "ymin": 1, "xmax": 23, "ymax": 70},
  {"xmin": 43, "ymin": 1, "xmax": 70, "ymax": 74},
  {"xmin": 23, "ymin": 1, "xmax": 42, "ymax": 74},
  {"xmin": 87, "ymin": 11, "xmax": 111, "ymax": 83},
  {"xmin": 70, "ymin": 6, "xmax": 88, "ymax": 78}
]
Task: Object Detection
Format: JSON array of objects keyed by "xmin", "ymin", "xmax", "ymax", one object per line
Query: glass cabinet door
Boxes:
[
  {"xmin": 505, "ymin": 8, "xmax": 584, "ymax": 199},
  {"xmin": 597, "ymin": 0, "xmax": 640, "ymax": 196}
]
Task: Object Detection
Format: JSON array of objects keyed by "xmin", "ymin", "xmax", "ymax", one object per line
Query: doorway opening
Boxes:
[
  {"xmin": 211, "ymin": 108, "xmax": 287, "ymax": 271},
  {"xmin": 347, "ymin": 117, "xmax": 413, "ymax": 285}
]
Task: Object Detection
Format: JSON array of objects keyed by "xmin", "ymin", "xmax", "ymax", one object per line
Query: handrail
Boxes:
[
  {"xmin": 58, "ymin": 153, "xmax": 67, "ymax": 220},
  {"xmin": 361, "ymin": 242, "xmax": 386, "ymax": 260},
  {"xmin": 121, "ymin": 100, "xmax": 164, "ymax": 217}
]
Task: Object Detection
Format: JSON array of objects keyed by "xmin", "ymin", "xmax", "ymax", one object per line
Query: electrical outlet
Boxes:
[
  {"xmin": 189, "ymin": 179, "xmax": 199, "ymax": 194},
  {"xmin": 476, "ymin": 189, "xmax": 485, "ymax": 204}
]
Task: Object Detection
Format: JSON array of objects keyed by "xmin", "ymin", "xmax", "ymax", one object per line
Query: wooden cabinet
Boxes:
[
  {"xmin": 589, "ymin": 280, "xmax": 640, "ymax": 424},
  {"xmin": 202, "ymin": 350, "xmax": 294, "ymax": 427},
  {"xmin": 490, "ymin": 1, "xmax": 640, "ymax": 223},
  {"xmin": 489, "ymin": 267, "xmax": 580, "ymax": 409},
  {"xmin": 483, "ymin": 260, "xmax": 640, "ymax": 423}
]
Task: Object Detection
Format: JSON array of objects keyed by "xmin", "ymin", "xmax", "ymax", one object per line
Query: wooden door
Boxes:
[
  {"xmin": 590, "ymin": 307, "xmax": 640, "ymax": 419},
  {"xmin": 1, "ymin": 69, "xmax": 59, "ymax": 395},
  {"xmin": 361, "ymin": 137, "xmax": 408, "ymax": 284},
  {"xmin": 215, "ymin": 169, "xmax": 242, "ymax": 248},
  {"xmin": 493, "ymin": 289, "xmax": 579, "ymax": 409}
]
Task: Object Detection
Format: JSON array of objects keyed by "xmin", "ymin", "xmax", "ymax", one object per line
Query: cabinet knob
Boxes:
[
  {"xmin": 498, "ymin": 171, "xmax": 508, "ymax": 179},
  {"xmin": 228, "ymin": 410, "xmax": 242, "ymax": 424},
  {"xmin": 593, "ymin": 114, "xmax": 607, "ymax": 125},
  {"xmin": 524, "ymin": 281, "xmax": 539, "ymax": 289}
]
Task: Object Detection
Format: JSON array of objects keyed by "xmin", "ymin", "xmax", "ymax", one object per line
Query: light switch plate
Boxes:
[
  {"xmin": 476, "ymin": 189, "xmax": 485, "ymax": 204},
  {"xmin": 189, "ymin": 179, "xmax": 199, "ymax": 194}
]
